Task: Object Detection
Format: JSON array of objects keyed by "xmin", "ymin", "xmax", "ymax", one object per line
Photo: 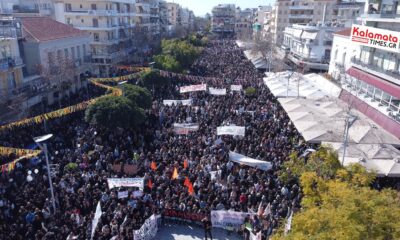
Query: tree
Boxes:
[
  {"xmin": 85, "ymin": 95, "xmax": 145, "ymax": 129},
  {"xmin": 272, "ymin": 148, "xmax": 400, "ymax": 240},
  {"xmin": 139, "ymin": 69, "xmax": 171, "ymax": 88},
  {"xmin": 123, "ymin": 84, "xmax": 152, "ymax": 109},
  {"xmin": 244, "ymin": 87, "xmax": 257, "ymax": 96},
  {"xmin": 154, "ymin": 54, "xmax": 182, "ymax": 73}
]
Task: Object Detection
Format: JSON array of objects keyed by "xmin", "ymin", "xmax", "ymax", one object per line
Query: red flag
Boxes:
[
  {"xmin": 183, "ymin": 159, "xmax": 188, "ymax": 169},
  {"xmin": 184, "ymin": 177, "xmax": 190, "ymax": 187},
  {"xmin": 187, "ymin": 181, "xmax": 194, "ymax": 195},
  {"xmin": 147, "ymin": 179, "xmax": 153, "ymax": 189},
  {"xmin": 171, "ymin": 167, "xmax": 179, "ymax": 180},
  {"xmin": 150, "ymin": 161, "xmax": 157, "ymax": 171}
]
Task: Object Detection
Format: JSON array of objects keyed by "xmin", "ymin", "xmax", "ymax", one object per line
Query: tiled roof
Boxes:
[
  {"xmin": 334, "ymin": 28, "xmax": 351, "ymax": 37},
  {"xmin": 21, "ymin": 17, "xmax": 86, "ymax": 42}
]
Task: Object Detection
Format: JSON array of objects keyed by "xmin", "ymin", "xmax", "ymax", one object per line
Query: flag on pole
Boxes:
[
  {"xmin": 257, "ymin": 202, "xmax": 264, "ymax": 216},
  {"xmin": 184, "ymin": 177, "xmax": 190, "ymax": 187},
  {"xmin": 187, "ymin": 181, "xmax": 194, "ymax": 195},
  {"xmin": 91, "ymin": 201, "xmax": 102, "ymax": 240},
  {"xmin": 183, "ymin": 159, "xmax": 188, "ymax": 169},
  {"xmin": 171, "ymin": 167, "xmax": 179, "ymax": 180},
  {"xmin": 151, "ymin": 161, "xmax": 157, "ymax": 171},
  {"xmin": 147, "ymin": 179, "xmax": 153, "ymax": 189},
  {"xmin": 263, "ymin": 203, "xmax": 271, "ymax": 218}
]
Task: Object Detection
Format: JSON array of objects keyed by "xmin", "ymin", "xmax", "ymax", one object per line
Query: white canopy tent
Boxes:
[
  {"xmin": 324, "ymin": 142, "xmax": 400, "ymax": 177},
  {"xmin": 244, "ymin": 50, "xmax": 268, "ymax": 70},
  {"xmin": 264, "ymin": 72, "xmax": 342, "ymax": 99},
  {"xmin": 278, "ymin": 97, "xmax": 400, "ymax": 146}
]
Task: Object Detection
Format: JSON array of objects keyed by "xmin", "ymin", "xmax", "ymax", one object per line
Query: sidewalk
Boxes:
[{"xmin": 155, "ymin": 223, "xmax": 242, "ymax": 240}]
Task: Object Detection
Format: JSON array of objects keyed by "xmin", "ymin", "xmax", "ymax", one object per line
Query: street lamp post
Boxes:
[
  {"xmin": 118, "ymin": 81, "xmax": 128, "ymax": 96},
  {"xmin": 342, "ymin": 115, "xmax": 357, "ymax": 166},
  {"xmin": 33, "ymin": 134, "xmax": 56, "ymax": 214}
]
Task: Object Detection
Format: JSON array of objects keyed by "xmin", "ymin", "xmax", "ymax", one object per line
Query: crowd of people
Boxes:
[{"xmin": 0, "ymin": 40, "xmax": 309, "ymax": 240}]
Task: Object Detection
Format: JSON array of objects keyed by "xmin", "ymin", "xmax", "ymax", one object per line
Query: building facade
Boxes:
[
  {"xmin": 0, "ymin": 16, "xmax": 24, "ymax": 103},
  {"xmin": 328, "ymin": 0, "xmax": 400, "ymax": 137},
  {"xmin": 53, "ymin": 0, "xmax": 138, "ymax": 76},
  {"xmin": 283, "ymin": 23, "xmax": 341, "ymax": 71},
  {"xmin": 211, "ymin": 4, "xmax": 236, "ymax": 35},
  {"xmin": 272, "ymin": 0, "xmax": 339, "ymax": 45},
  {"xmin": 21, "ymin": 17, "xmax": 91, "ymax": 106}
]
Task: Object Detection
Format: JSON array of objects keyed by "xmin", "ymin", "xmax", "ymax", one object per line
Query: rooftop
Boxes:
[{"xmin": 21, "ymin": 17, "xmax": 87, "ymax": 42}]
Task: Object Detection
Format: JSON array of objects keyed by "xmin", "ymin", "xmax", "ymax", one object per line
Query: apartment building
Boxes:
[
  {"xmin": 235, "ymin": 7, "xmax": 255, "ymax": 38},
  {"xmin": 211, "ymin": 4, "xmax": 236, "ymax": 35},
  {"xmin": 0, "ymin": 0, "xmax": 53, "ymax": 16},
  {"xmin": 329, "ymin": 0, "xmax": 400, "ymax": 137},
  {"xmin": 271, "ymin": 0, "xmax": 339, "ymax": 45},
  {"xmin": 0, "ymin": 16, "xmax": 24, "ymax": 103},
  {"xmin": 180, "ymin": 8, "xmax": 194, "ymax": 30},
  {"xmin": 283, "ymin": 23, "xmax": 341, "ymax": 71},
  {"xmin": 53, "ymin": 0, "xmax": 137, "ymax": 76},
  {"xmin": 135, "ymin": 0, "xmax": 160, "ymax": 37},
  {"xmin": 166, "ymin": 2, "xmax": 180, "ymax": 26}
]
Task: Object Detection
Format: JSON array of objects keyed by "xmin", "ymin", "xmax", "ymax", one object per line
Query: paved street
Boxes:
[{"xmin": 155, "ymin": 223, "xmax": 242, "ymax": 240}]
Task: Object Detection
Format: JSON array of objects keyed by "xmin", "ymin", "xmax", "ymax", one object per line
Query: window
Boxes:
[
  {"xmin": 80, "ymin": 4, "xmax": 83, "ymax": 8},
  {"xmin": 71, "ymin": 47, "xmax": 75, "ymax": 60},
  {"xmin": 65, "ymin": 3, "xmax": 71, "ymax": 11},
  {"xmin": 83, "ymin": 45, "xmax": 86, "ymax": 55},
  {"xmin": 77, "ymin": 46, "xmax": 81, "ymax": 59},
  {"xmin": 81, "ymin": 19, "xmax": 84, "ymax": 23},
  {"xmin": 66, "ymin": 18, "xmax": 71, "ymax": 24},
  {"xmin": 8, "ymin": 72, "xmax": 16, "ymax": 89},
  {"xmin": 93, "ymin": 19, "xmax": 98, "ymax": 27},
  {"xmin": 0, "ymin": 45, "xmax": 11, "ymax": 59},
  {"xmin": 91, "ymin": 4, "xmax": 97, "ymax": 10},
  {"xmin": 64, "ymin": 48, "xmax": 68, "ymax": 58},
  {"xmin": 94, "ymin": 33, "xmax": 99, "ymax": 41}
]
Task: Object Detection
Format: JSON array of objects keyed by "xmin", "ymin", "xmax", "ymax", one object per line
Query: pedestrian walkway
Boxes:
[{"xmin": 155, "ymin": 223, "xmax": 242, "ymax": 240}]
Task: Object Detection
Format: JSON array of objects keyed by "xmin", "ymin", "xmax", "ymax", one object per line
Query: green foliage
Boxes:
[
  {"xmin": 85, "ymin": 95, "xmax": 145, "ymax": 129},
  {"xmin": 154, "ymin": 54, "xmax": 182, "ymax": 73},
  {"xmin": 123, "ymin": 84, "xmax": 152, "ymax": 109},
  {"xmin": 140, "ymin": 69, "xmax": 171, "ymax": 88},
  {"xmin": 244, "ymin": 87, "xmax": 257, "ymax": 96},
  {"xmin": 154, "ymin": 38, "xmax": 201, "ymax": 72},
  {"xmin": 188, "ymin": 34, "xmax": 208, "ymax": 47},
  {"xmin": 272, "ymin": 147, "xmax": 400, "ymax": 240}
]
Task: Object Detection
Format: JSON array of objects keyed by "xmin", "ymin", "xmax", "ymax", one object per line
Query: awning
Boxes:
[
  {"xmin": 346, "ymin": 67, "xmax": 400, "ymax": 99},
  {"xmin": 301, "ymin": 31, "xmax": 318, "ymax": 40},
  {"xmin": 292, "ymin": 29, "xmax": 303, "ymax": 38}
]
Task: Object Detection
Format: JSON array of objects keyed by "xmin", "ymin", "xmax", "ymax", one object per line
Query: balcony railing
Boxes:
[
  {"xmin": 351, "ymin": 57, "xmax": 400, "ymax": 80},
  {"xmin": 0, "ymin": 57, "xmax": 24, "ymax": 71}
]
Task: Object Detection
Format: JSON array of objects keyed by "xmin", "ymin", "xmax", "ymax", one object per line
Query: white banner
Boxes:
[
  {"xmin": 163, "ymin": 99, "xmax": 193, "ymax": 106},
  {"xmin": 118, "ymin": 191, "xmax": 129, "ymax": 199},
  {"xmin": 231, "ymin": 85, "xmax": 243, "ymax": 91},
  {"xmin": 173, "ymin": 123, "xmax": 199, "ymax": 135},
  {"xmin": 132, "ymin": 190, "xmax": 143, "ymax": 198},
  {"xmin": 107, "ymin": 178, "xmax": 144, "ymax": 189},
  {"xmin": 351, "ymin": 24, "xmax": 400, "ymax": 53},
  {"xmin": 211, "ymin": 210, "xmax": 251, "ymax": 230},
  {"xmin": 180, "ymin": 84, "xmax": 207, "ymax": 93},
  {"xmin": 209, "ymin": 87, "xmax": 227, "ymax": 96},
  {"xmin": 229, "ymin": 151, "xmax": 272, "ymax": 171},
  {"xmin": 217, "ymin": 126, "xmax": 245, "ymax": 136},
  {"xmin": 91, "ymin": 201, "xmax": 102, "ymax": 240},
  {"xmin": 133, "ymin": 214, "xmax": 160, "ymax": 240}
]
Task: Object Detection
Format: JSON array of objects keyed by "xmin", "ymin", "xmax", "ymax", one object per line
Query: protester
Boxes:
[
  {"xmin": 202, "ymin": 215, "xmax": 213, "ymax": 240},
  {"xmin": 0, "ymin": 40, "xmax": 309, "ymax": 240}
]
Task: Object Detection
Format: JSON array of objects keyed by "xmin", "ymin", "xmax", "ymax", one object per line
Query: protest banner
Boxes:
[
  {"xmin": 133, "ymin": 214, "xmax": 160, "ymax": 240},
  {"xmin": 180, "ymin": 84, "xmax": 207, "ymax": 93},
  {"xmin": 229, "ymin": 151, "xmax": 272, "ymax": 171},
  {"xmin": 112, "ymin": 164, "xmax": 138, "ymax": 175},
  {"xmin": 173, "ymin": 123, "xmax": 199, "ymax": 135},
  {"xmin": 209, "ymin": 88, "xmax": 227, "ymax": 96},
  {"xmin": 164, "ymin": 209, "xmax": 206, "ymax": 224},
  {"xmin": 231, "ymin": 85, "xmax": 243, "ymax": 91},
  {"xmin": 163, "ymin": 99, "xmax": 193, "ymax": 106},
  {"xmin": 211, "ymin": 210, "xmax": 251, "ymax": 230},
  {"xmin": 107, "ymin": 178, "xmax": 144, "ymax": 189},
  {"xmin": 217, "ymin": 126, "xmax": 245, "ymax": 136},
  {"xmin": 118, "ymin": 191, "xmax": 129, "ymax": 199},
  {"xmin": 132, "ymin": 190, "xmax": 143, "ymax": 198}
]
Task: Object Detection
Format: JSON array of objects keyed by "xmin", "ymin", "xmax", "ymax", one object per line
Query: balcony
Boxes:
[
  {"xmin": 359, "ymin": 12, "xmax": 400, "ymax": 22},
  {"xmin": 76, "ymin": 25, "xmax": 120, "ymax": 31},
  {"xmin": 288, "ymin": 14, "xmax": 313, "ymax": 19},
  {"xmin": 289, "ymin": 5, "xmax": 314, "ymax": 10},
  {"xmin": 350, "ymin": 57, "xmax": 400, "ymax": 86},
  {"xmin": 0, "ymin": 57, "xmax": 24, "ymax": 72},
  {"xmin": 64, "ymin": 9, "xmax": 118, "ymax": 16}
]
